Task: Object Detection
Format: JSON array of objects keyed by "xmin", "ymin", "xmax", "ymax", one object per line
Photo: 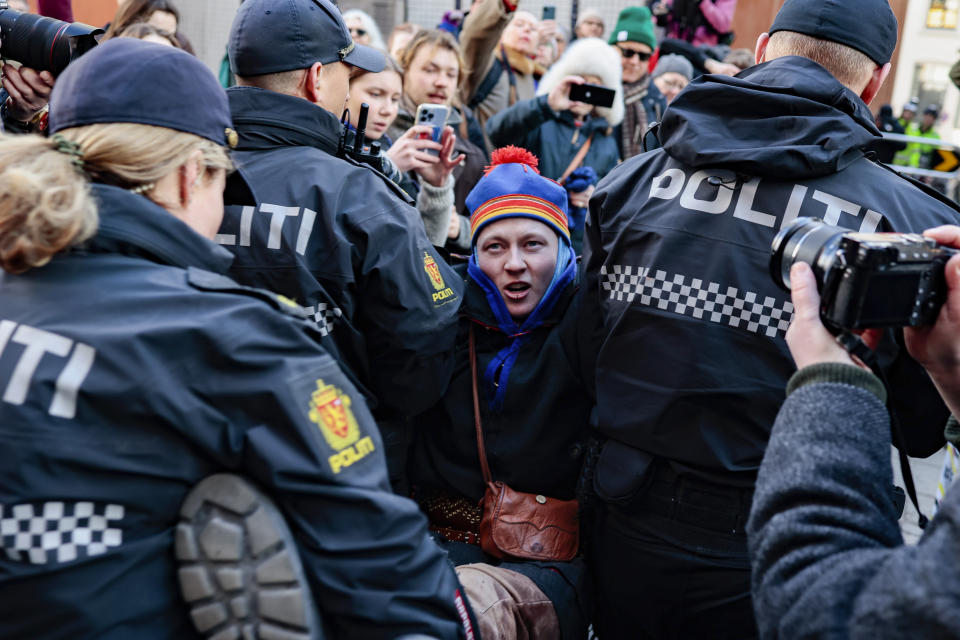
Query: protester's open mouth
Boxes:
[{"xmin": 503, "ymin": 282, "xmax": 531, "ymax": 300}]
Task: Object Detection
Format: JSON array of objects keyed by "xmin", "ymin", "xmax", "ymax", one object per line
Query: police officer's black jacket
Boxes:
[
  {"xmin": 219, "ymin": 87, "xmax": 463, "ymax": 418},
  {"xmin": 583, "ymin": 57, "xmax": 960, "ymax": 488},
  {"xmin": 0, "ymin": 185, "xmax": 473, "ymax": 640},
  {"xmin": 411, "ymin": 274, "xmax": 591, "ymax": 502}
]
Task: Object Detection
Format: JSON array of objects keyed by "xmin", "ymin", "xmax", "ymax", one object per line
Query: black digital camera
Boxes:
[
  {"xmin": 770, "ymin": 217, "xmax": 957, "ymax": 329},
  {"xmin": 0, "ymin": 1, "xmax": 102, "ymax": 75}
]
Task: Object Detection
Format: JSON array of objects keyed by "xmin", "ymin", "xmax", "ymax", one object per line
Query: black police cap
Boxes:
[
  {"xmin": 769, "ymin": 0, "xmax": 898, "ymax": 66},
  {"xmin": 229, "ymin": 0, "xmax": 384, "ymax": 77},
  {"xmin": 49, "ymin": 38, "xmax": 233, "ymax": 148}
]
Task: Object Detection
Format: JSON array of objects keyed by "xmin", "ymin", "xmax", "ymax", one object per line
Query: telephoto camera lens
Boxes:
[
  {"xmin": 0, "ymin": 3, "xmax": 103, "ymax": 76},
  {"xmin": 769, "ymin": 217, "xmax": 846, "ymax": 292}
]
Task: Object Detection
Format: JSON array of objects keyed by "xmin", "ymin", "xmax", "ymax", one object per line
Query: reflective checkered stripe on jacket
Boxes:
[
  {"xmin": 1, "ymin": 501, "xmax": 124, "ymax": 564},
  {"xmin": 601, "ymin": 265, "xmax": 793, "ymax": 339}
]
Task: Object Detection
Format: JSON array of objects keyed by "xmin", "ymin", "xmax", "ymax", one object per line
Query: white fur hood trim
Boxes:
[{"xmin": 537, "ymin": 37, "xmax": 624, "ymax": 127}]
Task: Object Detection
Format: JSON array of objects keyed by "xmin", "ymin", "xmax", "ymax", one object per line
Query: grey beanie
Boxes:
[{"xmin": 652, "ymin": 54, "xmax": 694, "ymax": 81}]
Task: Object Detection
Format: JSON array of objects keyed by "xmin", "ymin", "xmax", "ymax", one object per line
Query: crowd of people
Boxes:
[{"xmin": 3, "ymin": 0, "xmax": 960, "ymax": 639}]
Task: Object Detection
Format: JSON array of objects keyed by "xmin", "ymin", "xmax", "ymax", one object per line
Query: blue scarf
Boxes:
[{"xmin": 467, "ymin": 243, "xmax": 578, "ymax": 412}]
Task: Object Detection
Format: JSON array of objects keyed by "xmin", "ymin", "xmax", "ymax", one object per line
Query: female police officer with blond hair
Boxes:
[{"xmin": 0, "ymin": 38, "xmax": 475, "ymax": 640}]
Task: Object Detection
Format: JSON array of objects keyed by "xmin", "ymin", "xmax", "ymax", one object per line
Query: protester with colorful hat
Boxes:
[
  {"xmin": 0, "ymin": 36, "xmax": 475, "ymax": 640},
  {"xmin": 608, "ymin": 6, "xmax": 666, "ymax": 159},
  {"xmin": 410, "ymin": 146, "xmax": 593, "ymax": 640}
]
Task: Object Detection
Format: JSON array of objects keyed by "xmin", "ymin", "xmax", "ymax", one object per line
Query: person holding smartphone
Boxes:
[
  {"xmin": 485, "ymin": 37, "xmax": 623, "ymax": 184},
  {"xmin": 389, "ymin": 29, "xmax": 489, "ymax": 253},
  {"xmin": 345, "ymin": 54, "xmax": 464, "ymax": 250}
]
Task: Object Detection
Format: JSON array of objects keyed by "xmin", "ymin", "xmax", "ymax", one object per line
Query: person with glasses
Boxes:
[
  {"xmin": 343, "ymin": 8, "xmax": 386, "ymax": 50},
  {"xmin": 609, "ymin": 6, "xmax": 666, "ymax": 160},
  {"xmin": 574, "ymin": 8, "xmax": 605, "ymax": 40},
  {"xmin": 651, "ymin": 53, "xmax": 694, "ymax": 103}
]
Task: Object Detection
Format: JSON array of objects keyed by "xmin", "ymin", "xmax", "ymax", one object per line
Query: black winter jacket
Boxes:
[
  {"xmin": 411, "ymin": 275, "xmax": 592, "ymax": 502},
  {"xmin": 582, "ymin": 57, "xmax": 960, "ymax": 489},
  {"xmin": 0, "ymin": 185, "xmax": 473, "ymax": 640},
  {"xmin": 218, "ymin": 87, "xmax": 463, "ymax": 418}
]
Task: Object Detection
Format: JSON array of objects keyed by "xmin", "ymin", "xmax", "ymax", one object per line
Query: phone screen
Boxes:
[
  {"xmin": 568, "ymin": 83, "xmax": 616, "ymax": 109},
  {"xmin": 542, "ymin": 5, "xmax": 556, "ymax": 20}
]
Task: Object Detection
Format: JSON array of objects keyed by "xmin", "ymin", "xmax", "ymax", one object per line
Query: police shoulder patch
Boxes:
[
  {"xmin": 423, "ymin": 252, "xmax": 456, "ymax": 304},
  {"xmin": 307, "ymin": 379, "xmax": 375, "ymax": 474}
]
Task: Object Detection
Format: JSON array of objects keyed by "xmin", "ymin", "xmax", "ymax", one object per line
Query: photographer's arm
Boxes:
[{"xmin": 748, "ymin": 262, "xmax": 960, "ymax": 639}]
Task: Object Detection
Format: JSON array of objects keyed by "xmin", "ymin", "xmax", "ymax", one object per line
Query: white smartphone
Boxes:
[{"xmin": 415, "ymin": 104, "xmax": 449, "ymax": 156}]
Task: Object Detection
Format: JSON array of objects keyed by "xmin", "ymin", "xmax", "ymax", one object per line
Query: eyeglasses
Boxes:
[
  {"xmin": 350, "ymin": 28, "xmax": 367, "ymax": 37},
  {"xmin": 617, "ymin": 46, "xmax": 652, "ymax": 62}
]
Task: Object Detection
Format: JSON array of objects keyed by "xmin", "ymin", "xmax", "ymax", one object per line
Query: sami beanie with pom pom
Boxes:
[{"xmin": 466, "ymin": 146, "xmax": 570, "ymax": 246}]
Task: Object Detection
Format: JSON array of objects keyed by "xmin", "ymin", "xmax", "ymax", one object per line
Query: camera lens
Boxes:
[
  {"xmin": 769, "ymin": 217, "xmax": 845, "ymax": 292},
  {"xmin": 0, "ymin": 9, "xmax": 103, "ymax": 75}
]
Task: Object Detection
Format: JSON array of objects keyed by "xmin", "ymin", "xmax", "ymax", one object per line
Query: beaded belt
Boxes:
[{"xmin": 415, "ymin": 490, "xmax": 483, "ymax": 546}]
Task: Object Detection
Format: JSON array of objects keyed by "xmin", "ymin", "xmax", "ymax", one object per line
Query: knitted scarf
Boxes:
[
  {"xmin": 467, "ymin": 243, "xmax": 578, "ymax": 412},
  {"xmin": 621, "ymin": 76, "xmax": 653, "ymax": 159}
]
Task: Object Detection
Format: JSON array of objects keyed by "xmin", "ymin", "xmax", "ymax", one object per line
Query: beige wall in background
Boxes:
[{"xmin": 175, "ymin": 0, "xmax": 242, "ymax": 74}]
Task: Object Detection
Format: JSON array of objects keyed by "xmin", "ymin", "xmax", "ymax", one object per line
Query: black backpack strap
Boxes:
[
  {"xmin": 469, "ymin": 54, "xmax": 504, "ymax": 110},
  {"xmin": 642, "ymin": 122, "xmax": 662, "ymax": 153}
]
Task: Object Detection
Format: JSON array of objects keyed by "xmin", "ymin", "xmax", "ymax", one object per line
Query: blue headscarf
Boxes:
[{"xmin": 467, "ymin": 239, "xmax": 577, "ymax": 413}]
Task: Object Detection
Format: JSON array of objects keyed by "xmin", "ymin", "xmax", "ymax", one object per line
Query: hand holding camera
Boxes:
[
  {"xmin": 903, "ymin": 226, "xmax": 960, "ymax": 416},
  {"xmin": 774, "ymin": 220, "xmax": 960, "ymax": 409},
  {"xmin": 2, "ymin": 62, "xmax": 54, "ymax": 122}
]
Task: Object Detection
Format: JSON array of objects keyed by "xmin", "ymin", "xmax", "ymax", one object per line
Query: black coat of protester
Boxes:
[
  {"xmin": 411, "ymin": 274, "xmax": 591, "ymax": 502},
  {"xmin": 584, "ymin": 57, "xmax": 959, "ymax": 487},
  {"xmin": 218, "ymin": 87, "xmax": 463, "ymax": 418},
  {"xmin": 0, "ymin": 184, "xmax": 471, "ymax": 640}
]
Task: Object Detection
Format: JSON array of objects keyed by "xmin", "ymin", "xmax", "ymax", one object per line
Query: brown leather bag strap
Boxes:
[
  {"xmin": 469, "ymin": 325, "xmax": 493, "ymax": 484},
  {"xmin": 559, "ymin": 134, "xmax": 594, "ymax": 185}
]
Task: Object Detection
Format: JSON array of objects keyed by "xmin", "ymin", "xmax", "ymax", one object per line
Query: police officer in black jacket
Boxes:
[
  {"xmin": 218, "ymin": 0, "xmax": 462, "ymax": 425},
  {"xmin": 0, "ymin": 38, "xmax": 475, "ymax": 640},
  {"xmin": 580, "ymin": 0, "xmax": 960, "ymax": 637}
]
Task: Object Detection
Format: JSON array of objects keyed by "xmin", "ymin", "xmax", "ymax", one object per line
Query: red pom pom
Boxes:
[{"xmin": 486, "ymin": 146, "xmax": 540, "ymax": 175}]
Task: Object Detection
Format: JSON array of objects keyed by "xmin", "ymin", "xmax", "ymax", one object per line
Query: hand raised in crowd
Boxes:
[
  {"xmin": 568, "ymin": 184, "xmax": 595, "ymax": 209},
  {"xmin": 784, "ymin": 261, "xmax": 881, "ymax": 371},
  {"xmin": 2, "ymin": 63, "xmax": 55, "ymax": 122},
  {"xmin": 407, "ymin": 125, "xmax": 464, "ymax": 188},
  {"xmin": 447, "ymin": 205, "xmax": 462, "ymax": 240},
  {"xmin": 905, "ymin": 225, "xmax": 960, "ymax": 416},
  {"xmin": 386, "ymin": 124, "xmax": 444, "ymax": 173},
  {"xmin": 547, "ymin": 75, "xmax": 586, "ymax": 113},
  {"xmin": 704, "ymin": 58, "xmax": 742, "ymax": 77},
  {"xmin": 538, "ymin": 19, "xmax": 558, "ymax": 43}
]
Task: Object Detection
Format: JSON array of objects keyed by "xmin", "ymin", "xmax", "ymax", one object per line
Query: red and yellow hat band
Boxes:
[{"xmin": 470, "ymin": 194, "xmax": 570, "ymax": 242}]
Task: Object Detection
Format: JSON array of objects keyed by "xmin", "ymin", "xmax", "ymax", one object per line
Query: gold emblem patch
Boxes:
[
  {"xmin": 309, "ymin": 380, "xmax": 360, "ymax": 451},
  {"xmin": 424, "ymin": 252, "xmax": 456, "ymax": 303},
  {"xmin": 424, "ymin": 252, "xmax": 445, "ymax": 291},
  {"xmin": 307, "ymin": 380, "xmax": 375, "ymax": 474}
]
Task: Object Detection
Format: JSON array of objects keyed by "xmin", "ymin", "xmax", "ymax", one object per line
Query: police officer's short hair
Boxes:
[{"xmin": 767, "ymin": 31, "xmax": 876, "ymax": 92}]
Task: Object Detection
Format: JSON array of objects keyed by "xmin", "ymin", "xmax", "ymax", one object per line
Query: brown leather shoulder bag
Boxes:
[{"xmin": 470, "ymin": 326, "xmax": 580, "ymax": 563}]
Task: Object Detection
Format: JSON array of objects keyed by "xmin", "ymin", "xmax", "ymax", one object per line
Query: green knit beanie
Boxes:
[{"xmin": 608, "ymin": 6, "xmax": 657, "ymax": 50}]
